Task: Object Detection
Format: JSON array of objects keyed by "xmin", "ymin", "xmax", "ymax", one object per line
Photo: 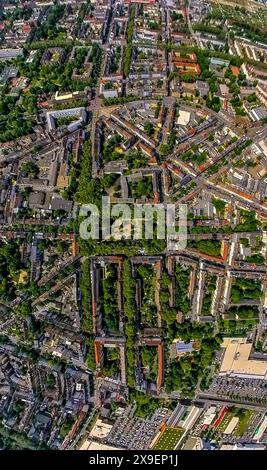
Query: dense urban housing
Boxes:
[{"xmin": 0, "ymin": 0, "xmax": 266, "ymax": 452}]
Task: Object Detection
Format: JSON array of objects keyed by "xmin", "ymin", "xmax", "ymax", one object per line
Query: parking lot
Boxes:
[
  {"xmin": 106, "ymin": 405, "xmax": 170, "ymax": 450},
  {"xmin": 207, "ymin": 376, "xmax": 267, "ymax": 404}
]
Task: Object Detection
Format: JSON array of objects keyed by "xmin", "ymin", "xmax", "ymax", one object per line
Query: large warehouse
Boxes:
[{"xmin": 219, "ymin": 338, "xmax": 267, "ymax": 380}]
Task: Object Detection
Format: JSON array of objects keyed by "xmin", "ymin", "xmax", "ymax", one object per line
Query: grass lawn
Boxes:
[
  {"xmin": 234, "ymin": 409, "xmax": 253, "ymax": 437},
  {"xmin": 153, "ymin": 427, "xmax": 184, "ymax": 450}
]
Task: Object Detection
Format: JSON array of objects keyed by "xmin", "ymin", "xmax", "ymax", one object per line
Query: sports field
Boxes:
[
  {"xmin": 217, "ymin": 411, "xmax": 232, "ymax": 433},
  {"xmin": 153, "ymin": 427, "xmax": 184, "ymax": 450}
]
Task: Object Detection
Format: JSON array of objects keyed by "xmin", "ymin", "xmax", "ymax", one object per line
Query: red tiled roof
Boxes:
[{"xmin": 231, "ymin": 66, "xmax": 240, "ymax": 77}]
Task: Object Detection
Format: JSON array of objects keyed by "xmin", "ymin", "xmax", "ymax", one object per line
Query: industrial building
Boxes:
[{"xmin": 220, "ymin": 338, "xmax": 267, "ymax": 380}]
